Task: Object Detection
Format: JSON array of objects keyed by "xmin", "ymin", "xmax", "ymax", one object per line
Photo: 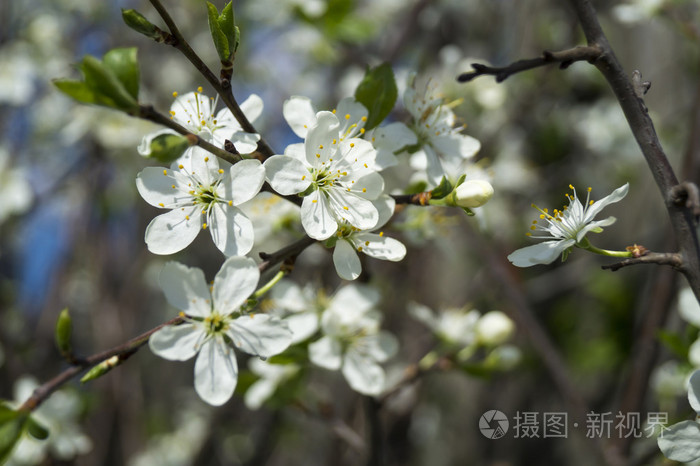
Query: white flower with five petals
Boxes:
[
  {"xmin": 507, "ymin": 183, "xmax": 629, "ymax": 267},
  {"xmin": 136, "ymin": 151, "xmax": 264, "ymax": 256},
  {"xmin": 149, "ymin": 257, "xmax": 293, "ymax": 406},
  {"xmin": 331, "ymin": 196, "xmax": 406, "ymax": 280},
  {"xmin": 308, "ymin": 284, "xmax": 398, "ymax": 396},
  {"xmin": 264, "ymin": 111, "xmax": 384, "ymax": 240}
]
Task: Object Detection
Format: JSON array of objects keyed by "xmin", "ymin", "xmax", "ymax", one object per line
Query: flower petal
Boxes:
[
  {"xmin": 194, "ymin": 339, "xmax": 238, "ymax": 406},
  {"xmin": 227, "ymin": 159, "xmax": 265, "ymax": 205},
  {"xmin": 305, "ymin": 111, "xmax": 339, "ymax": 167},
  {"xmin": 372, "ymin": 122, "xmax": 417, "ymax": 170},
  {"xmin": 335, "ymin": 97, "xmax": 367, "ymax": 139},
  {"xmin": 227, "ymin": 314, "xmax": 293, "ymax": 357},
  {"xmin": 583, "ymin": 183, "xmax": 629, "ymax": 222},
  {"xmin": 333, "ymin": 239, "xmax": 362, "ymax": 281},
  {"xmin": 327, "ymin": 190, "xmax": 379, "ymax": 230},
  {"xmin": 431, "ymin": 133, "xmax": 481, "ymax": 160},
  {"xmin": 352, "ymin": 233, "xmax": 406, "ymax": 261},
  {"xmin": 244, "ymin": 378, "xmax": 277, "ymax": 410},
  {"xmin": 137, "ymin": 129, "xmax": 177, "ymax": 157},
  {"xmin": 308, "ymin": 336, "xmax": 342, "ymax": 370},
  {"xmin": 331, "ymin": 283, "xmax": 381, "ymax": 313},
  {"xmin": 208, "ymin": 203, "xmax": 254, "ymax": 256},
  {"xmin": 301, "ymin": 191, "xmax": 337, "ymax": 239},
  {"xmin": 136, "ymin": 167, "xmax": 192, "ymax": 208},
  {"xmin": 240, "ymin": 93, "xmax": 264, "ymax": 123},
  {"xmin": 575, "ymin": 216, "xmax": 617, "ymax": 243},
  {"xmin": 507, "ymin": 239, "xmax": 574, "ymax": 267},
  {"xmin": 285, "ymin": 313, "xmax": 320, "ymax": 344},
  {"xmin": 372, "ymin": 196, "xmax": 395, "ymax": 230},
  {"xmin": 149, "ymin": 323, "xmax": 202, "ymax": 361},
  {"xmin": 350, "ymin": 172, "xmax": 385, "ymax": 200},
  {"xmin": 264, "ymin": 155, "xmax": 311, "ymax": 195},
  {"xmin": 283, "ymin": 96, "xmax": 317, "ymax": 138},
  {"xmin": 145, "ymin": 206, "xmax": 202, "ymax": 255},
  {"xmin": 159, "ymin": 261, "xmax": 212, "ymax": 317},
  {"xmin": 342, "ymin": 349, "xmax": 385, "ymax": 396},
  {"xmin": 363, "ymin": 331, "xmax": 399, "ymax": 362},
  {"xmin": 229, "ymin": 131, "xmax": 261, "ymax": 155},
  {"xmin": 213, "ymin": 256, "xmax": 260, "ymax": 313}
]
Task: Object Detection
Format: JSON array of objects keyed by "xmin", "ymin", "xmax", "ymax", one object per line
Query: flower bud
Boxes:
[
  {"xmin": 475, "ymin": 311, "xmax": 514, "ymax": 346},
  {"xmin": 454, "ymin": 179, "xmax": 494, "ymax": 208}
]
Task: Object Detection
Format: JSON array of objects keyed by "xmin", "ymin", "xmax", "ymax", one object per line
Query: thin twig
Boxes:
[
  {"xmin": 602, "ymin": 252, "xmax": 683, "ymax": 271},
  {"xmin": 458, "ymin": 45, "xmax": 601, "ymax": 83},
  {"xmin": 147, "ymin": 0, "xmax": 275, "ymax": 158},
  {"xmin": 259, "ymin": 236, "xmax": 317, "ymax": 274},
  {"xmin": 391, "ymin": 192, "xmax": 432, "ymax": 206}
]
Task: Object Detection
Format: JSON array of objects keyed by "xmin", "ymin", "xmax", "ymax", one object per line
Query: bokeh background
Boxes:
[{"xmin": 1, "ymin": 0, "xmax": 699, "ymax": 464}]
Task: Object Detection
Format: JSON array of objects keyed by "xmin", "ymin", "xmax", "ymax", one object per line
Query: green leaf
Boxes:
[
  {"xmin": 430, "ymin": 176, "xmax": 454, "ymax": 200},
  {"xmin": 218, "ymin": 2, "xmax": 236, "ymax": 48},
  {"xmin": 460, "ymin": 207, "xmax": 475, "ymax": 217},
  {"xmin": 80, "ymin": 55, "xmax": 138, "ymax": 111},
  {"xmin": 26, "ymin": 416, "xmax": 48, "ymax": 440},
  {"xmin": 55, "ymin": 308, "xmax": 72, "ymax": 358},
  {"xmin": 207, "ymin": 2, "xmax": 230, "ymax": 62},
  {"xmin": 102, "ymin": 47, "xmax": 140, "ymax": 101},
  {"xmin": 0, "ymin": 405, "xmax": 29, "ymax": 464},
  {"xmin": 143, "ymin": 133, "xmax": 192, "ymax": 163},
  {"xmin": 121, "ymin": 9, "xmax": 161, "ymax": 41},
  {"xmin": 53, "ymin": 80, "xmax": 99, "ymax": 105},
  {"xmin": 354, "ymin": 63, "xmax": 397, "ymax": 131},
  {"xmin": 81, "ymin": 356, "xmax": 120, "ymax": 383}
]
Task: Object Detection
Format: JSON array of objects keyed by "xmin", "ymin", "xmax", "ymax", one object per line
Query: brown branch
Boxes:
[
  {"xmin": 138, "ymin": 104, "xmax": 241, "ymax": 164},
  {"xmin": 259, "ymin": 236, "xmax": 317, "ymax": 274},
  {"xmin": 18, "ymin": 315, "xmax": 183, "ymax": 413},
  {"xmin": 147, "ymin": 0, "xmax": 275, "ymax": 159},
  {"xmin": 458, "ymin": 45, "xmax": 601, "ymax": 83},
  {"xmin": 602, "ymin": 252, "xmax": 682, "ymax": 271},
  {"xmin": 391, "ymin": 192, "xmax": 432, "ymax": 206},
  {"xmin": 566, "ymin": 0, "xmax": 700, "ymax": 301}
]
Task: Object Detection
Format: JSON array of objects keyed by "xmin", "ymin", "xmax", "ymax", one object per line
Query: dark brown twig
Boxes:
[
  {"xmin": 147, "ymin": 0, "xmax": 275, "ymax": 158},
  {"xmin": 602, "ymin": 252, "xmax": 683, "ymax": 271},
  {"xmin": 458, "ymin": 45, "xmax": 601, "ymax": 83}
]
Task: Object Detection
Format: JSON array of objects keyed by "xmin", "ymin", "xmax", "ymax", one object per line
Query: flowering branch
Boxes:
[
  {"xmin": 137, "ymin": 104, "xmax": 241, "ymax": 164},
  {"xmin": 457, "ymin": 45, "xmax": 602, "ymax": 83},
  {"xmin": 147, "ymin": 0, "xmax": 275, "ymax": 158}
]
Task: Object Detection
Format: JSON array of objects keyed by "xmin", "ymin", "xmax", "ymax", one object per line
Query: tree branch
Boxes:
[
  {"xmin": 566, "ymin": 0, "xmax": 700, "ymax": 300},
  {"xmin": 601, "ymin": 252, "xmax": 682, "ymax": 271},
  {"xmin": 147, "ymin": 0, "xmax": 275, "ymax": 158},
  {"xmin": 457, "ymin": 45, "xmax": 601, "ymax": 83}
]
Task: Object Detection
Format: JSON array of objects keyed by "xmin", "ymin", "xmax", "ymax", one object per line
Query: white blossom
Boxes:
[
  {"xmin": 264, "ymin": 110, "xmax": 384, "ymax": 240},
  {"xmin": 244, "ymin": 359, "xmax": 300, "ymax": 410},
  {"xmin": 149, "ymin": 257, "xmax": 293, "ymax": 406},
  {"xmin": 308, "ymin": 284, "xmax": 397, "ymax": 395},
  {"xmin": 331, "ymin": 196, "xmax": 406, "ymax": 280},
  {"xmin": 136, "ymin": 151, "xmax": 264, "ymax": 256},
  {"xmin": 507, "ymin": 183, "xmax": 629, "ymax": 267}
]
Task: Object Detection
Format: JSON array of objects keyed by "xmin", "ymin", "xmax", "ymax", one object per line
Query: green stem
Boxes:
[
  {"xmin": 578, "ymin": 238, "xmax": 633, "ymax": 258},
  {"xmin": 253, "ymin": 270, "xmax": 286, "ymax": 299}
]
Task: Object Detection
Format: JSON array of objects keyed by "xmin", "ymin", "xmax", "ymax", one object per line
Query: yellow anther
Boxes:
[
  {"xmin": 178, "ymin": 311, "xmax": 185, "ymax": 317},
  {"xmin": 343, "ymin": 206, "xmax": 349, "ymax": 210},
  {"xmin": 201, "ymin": 120, "xmax": 206, "ymax": 125},
  {"xmin": 204, "ymin": 157, "xmax": 209, "ymax": 162},
  {"xmin": 364, "ymin": 163, "xmax": 368, "ymax": 168},
  {"xmin": 197, "ymin": 86, "xmax": 203, "ymax": 93},
  {"xmin": 333, "ymin": 139, "xmax": 337, "ymax": 144},
  {"xmin": 361, "ymin": 116, "xmax": 367, "ymax": 122},
  {"xmin": 379, "ymin": 231, "xmax": 384, "ymax": 237},
  {"xmin": 365, "ymin": 241, "xmax": 370, "ymax": 246},
  {"xmin": 213, "ymin": 119, "xmax": 217, "ymax": 124},
  {"xmin": 158, "ymin": 203, "xmax": 164, "ymax": 207},
  {"xmin": 360, "ymin": 128, "xmax": 365, "ymax": 134},
  {"xmin": 163, "ymin": 169, "xmax": 168, "ymax": 175},
  {"xmin": 228, "ymin": 200, "xmax": 233, "ymax": 206},
  {"xmin": 345, "ymin": 114, "xmax": 350, "ymax": 120},
  {"xmin": 526, "ymin": 232, "xmax": 532, "ymax": 236},
  {"xmin": 316, "ymin": 153, "xmax": 321, "ymax": 158},
  {"xmin": 358, "ymin": 246, "xmax": 363, "ymax": 252},
  {"xmin": 172, "ymin": 185, "xmax": 176, "ymax": 189},
  {"xmin": 587, "ymin": 187, "xmax": 592, "ymax": 192},
  {"xmin": 202, "ymin": 223, "xmax": 208, "ymax": 229},
  {"xmin": 589, "ymin": 200, "xmax": 594, "ymax": 205},
  {"xmin": 350, "ymin": 143, "xmax": 355, "ymax": 148},
  {"xmin": 301, "ymin": 175, "xmax": 306, "ymax": 180},
  {"xmin": 319, "ymin": 144, "xmax": 324, "ymax": 149},
  {"xmin": 218, "ymin": 169, "xmax": 224, "ymax": 174},
  {"xmin": 530, "ymin": 225, "xmax": 536, "ymax": 230},
  {"xmin": 347, "ymin": 188, "xmax": 351, "ymax": 192},
  {"xmin": 362, "ymin": 188, "xmax": 366, "ymax": 193},
  {"xmin": 312, "ymin": 200, "xmax": 318, "ymax": 203},
  {"xmin": 185, "ymin": 215, "xmax": 190, "ymax": 220},
  {"xmin": 569, "ymin": 184, "xmax": 574, "ymax": 190},
  {"xmin": 332, "ymin": 109, "xmax": 337, "ymax": 114},
  {"xmin": 178, "ymin": 164, "xmax": 184, "ymax": 169},
  {"xmin": 169, "ymin": 110, "xmax": 176, "ymax": 115},
  {"xmin": 539, "ymin": 214, "xmax": 545, "ymax": 219}
]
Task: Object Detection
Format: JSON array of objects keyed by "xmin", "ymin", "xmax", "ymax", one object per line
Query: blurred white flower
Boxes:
[
  {"xmin": 0, "ymin": 147, "xmax": 33, "ymax": 225},
  {"xmin": 475, "ymin": 311, "xmax": 515, "ymax": 346},
  {"xmin": 244, "ymin": 359, "xmax": 300, "ymax": 410}
]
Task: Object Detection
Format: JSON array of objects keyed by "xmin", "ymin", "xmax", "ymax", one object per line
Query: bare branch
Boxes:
[
  {"xmin": 602, "ymin": 252, "xmax": 683, "ymax": 271},
  {"xmin": 458, "ymin": 45, "xmax": 601, "ymax": 83}
]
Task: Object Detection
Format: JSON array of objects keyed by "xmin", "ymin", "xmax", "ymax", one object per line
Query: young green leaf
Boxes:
[
  {"xmin": 53, "ymin": 80, "xmax": 99, "ymax": 106},
  {"xmin": 121, "ymin": 9, "xmax": 161, "ymax": 41},
  {"xmin": 80, "ymin": 55, "xmax": 138, "ymax": 111},
  {"xmin": 102, "ymin": 47, "xmax": 140, "ymax": 101},
  {"xmin": 142, "ymin": 133, "xmax": 192, "ymax": 164},
  {"xmin": 55, "ymin": 308, "xmax": 73, "ymax": 359},
  {"xmin": 354, "ymin": 63, "xmax": 397, "ymax": 131},
  {"xmin": 0, "ymin": 405, "xmax": 29, "ymax": 464},
  {"xmin": 206, "ymin": 2, "xmax": 230, "ymax": 62},
  {"xmin": 26, "ymin": 416, "xmax": 48, "ymax": 440}
]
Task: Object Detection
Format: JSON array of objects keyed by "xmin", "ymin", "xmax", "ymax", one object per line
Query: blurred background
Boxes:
[{"xmin": 1, "ymin": 0, "xmax": 699, "ymax": 464}]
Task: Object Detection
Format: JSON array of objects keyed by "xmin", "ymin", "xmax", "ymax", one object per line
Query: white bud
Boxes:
[
  {"xmin": 454, "ymin": 179, "xmax": 494, "ymax": 208},
  {"xmin": 475, "ymin": 311, "xmax": 514, "ymax": 345}
]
